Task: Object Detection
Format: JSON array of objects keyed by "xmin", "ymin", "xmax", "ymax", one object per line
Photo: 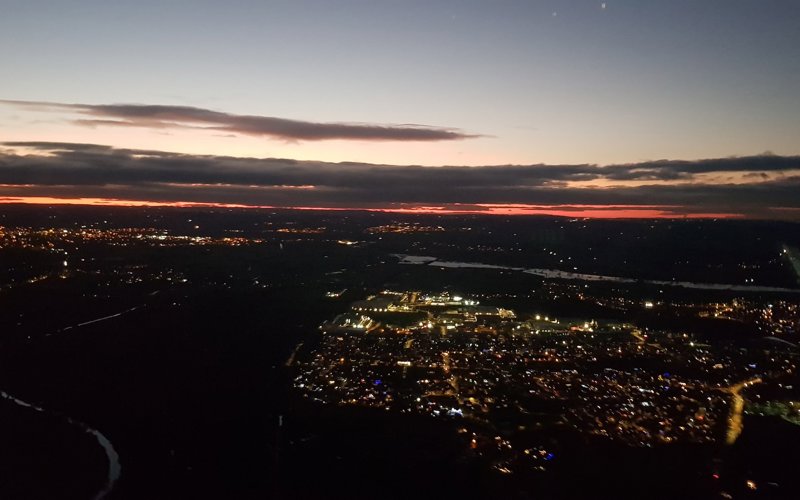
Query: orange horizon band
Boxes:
[{"xmin": 0, "ymin": 196, "xmax": 744, "ymax": 219}]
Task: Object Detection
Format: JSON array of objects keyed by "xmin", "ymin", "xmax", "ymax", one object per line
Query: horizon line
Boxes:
[{"xmin": 0, "ymin": 196, "xmax": 758, "ymax": 220}]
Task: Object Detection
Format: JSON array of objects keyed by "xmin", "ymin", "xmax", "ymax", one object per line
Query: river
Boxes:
[{"xmin": 0, "ymin": 390, "xmax": 121, "ymax": 499}]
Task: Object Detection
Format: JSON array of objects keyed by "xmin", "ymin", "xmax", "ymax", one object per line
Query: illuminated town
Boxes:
[
  {"xmin": 294, "ymin": 290, "xmax": 798, "ymax": 476},
  {"xmin": 0, "ymin": 225, "xmax": 264, "ymax": 249}
]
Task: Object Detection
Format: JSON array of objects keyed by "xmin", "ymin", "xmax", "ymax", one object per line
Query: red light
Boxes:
[{"xmin": 712, "ymin": 473, "xmax": 720, "ymax": 480}]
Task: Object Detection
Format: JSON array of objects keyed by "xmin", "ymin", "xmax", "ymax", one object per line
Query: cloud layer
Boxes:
[
  {"xmin": 0, "ymin": 99, "xmax": 479, "ymax": 142},
  {"xmin": 1, "ymin": 141, "xmax": 799, "ymax": 218}
]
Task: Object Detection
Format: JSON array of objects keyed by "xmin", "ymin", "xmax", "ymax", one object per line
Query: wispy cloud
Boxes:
[
  {"xmin": 1, "ymin": 142, "xmax": 799, "ymax": 218},
  {"xmin": 0, "ymin": 99, "xmax": 480, "ymax": 142}
]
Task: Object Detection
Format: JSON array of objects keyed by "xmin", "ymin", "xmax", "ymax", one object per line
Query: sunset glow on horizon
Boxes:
[{"xmin": 0, "ymin": 196, "xmax": 744, "ymax": 220}]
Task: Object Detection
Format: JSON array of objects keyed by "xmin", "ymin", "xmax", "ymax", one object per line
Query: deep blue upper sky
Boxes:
[{"xmin": 2, "ymin": 0, "xmax": 799, "ymax": 164}]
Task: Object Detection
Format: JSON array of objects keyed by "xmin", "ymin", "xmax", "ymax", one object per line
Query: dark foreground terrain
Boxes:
[{"xmin": 0, "ymin": 205, "xmax": 798, "ymax": 498}]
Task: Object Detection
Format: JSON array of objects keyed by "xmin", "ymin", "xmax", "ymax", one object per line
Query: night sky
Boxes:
[{"xmin": 1, "ymin": 1, "xmax": 799, "ymax": 218}]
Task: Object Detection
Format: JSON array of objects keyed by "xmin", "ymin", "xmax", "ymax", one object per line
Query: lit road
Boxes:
[
  {"xmin": 285, "ymin": 342, "xmax": 304, "ymax": 367},
  {"xmin": 49, "ymin": 303, "xmax": 149, "ymax": 337},
  {"xmin": 722, "ymin": 377, "xmax": 762, "ymax": 445},
  {"xmin": 76, "ymin": 307, "xmax": 138, "ymax": 327},
  {"xmin": 442, "ymin": 352, "xmax": 460, "ymax": 393},
  {"xmin": 441, "ymin": 352, "xmax": 451, "ymax": 374}
]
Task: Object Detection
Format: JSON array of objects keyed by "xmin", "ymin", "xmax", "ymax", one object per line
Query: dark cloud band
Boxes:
[
  {"xmin": 0, "ymin": 99, "xmax": 479, "ymax": 142},
  {"xmin": 1, "ymin": 142, "xmax": 799, "ymax": 218}
]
